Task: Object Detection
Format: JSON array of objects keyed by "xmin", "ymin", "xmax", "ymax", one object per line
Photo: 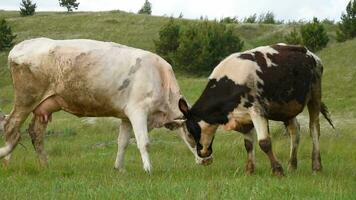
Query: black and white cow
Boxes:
[{"xmin": 178, "ymin": 44, "xmax": 334, "ymax": 176}]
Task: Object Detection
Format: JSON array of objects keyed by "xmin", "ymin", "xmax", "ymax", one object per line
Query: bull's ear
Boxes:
[
  {"xmin": 164, "ymin": 119, "xmax": 185, "ymax": 130},
  {"xmin": 178, "ymin": 98, "xmax": 190, "ymax": 117}
]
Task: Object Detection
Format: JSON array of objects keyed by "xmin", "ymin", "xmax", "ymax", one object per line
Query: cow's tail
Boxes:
[{"xmin": 320, "ymin": 102, "xmax": 335, "ymax": 129}]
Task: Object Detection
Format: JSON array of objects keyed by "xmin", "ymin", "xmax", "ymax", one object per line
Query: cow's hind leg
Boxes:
[
  {"xmin": 286, "ymin": 118, "xmax": 300, "ymax": 170},
  {"xmin": 243, "ymin": 130, "xmax": 256, "ymax": 175},
  {"xmin": 114, "ymin": 120, "xmax": 132, "ymax": 171},
  {"xmin": 250, "ymin": 111, "xmax": 284, "ymax": 176},
  {"xmin": 0, "ymin": 107, "xmax": 32, "ymax": 163},
  {"xmin": 308, "ymin": 98, "xmax": 322, "ymax": 172},
  {"xmin": 127, "ymin": 109, "xmax": 151, "ymax": 173},
  {"xmin": 28, "ymin": 115, "xmax": 49, "ymax": 167}
]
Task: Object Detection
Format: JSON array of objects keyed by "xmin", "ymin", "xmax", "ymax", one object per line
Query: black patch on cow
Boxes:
[
  {"xmin": 244, "ymin": 101, "xmax": 253, "ymax": 108},
  {"xmin": 236, "ymin": 123, "xmax": 254, "ymax": 134},
  {"xmin": 129, "ymin": 58, "xmax": 142, "ymax": 75},
  {"xmin": 247, "ymin": 94, "xmax": 254, "ymax": 103},
  {"xmin": 118, "ymin": 79, "xmax": 130, "ymax": 91},
  {"xmin": 190, "ymin": 76, "xmax": 250, "ymax": 125},
  {"xmin": 271, "ymin": 44, "xmax": 307, "ymax": 54},
  {"xmin": 238, "ymin": 44, "xmax": 319, "ymax": 121},
  {"xmin": 239, "ymin": 53, "xmax": 255, "ymax": 61},
  {"xmin": 185, "ymin": 116, "xmax": 202, "ymax": 143}
]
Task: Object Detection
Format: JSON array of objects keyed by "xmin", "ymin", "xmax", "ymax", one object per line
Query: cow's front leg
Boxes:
[
  {"xmin": 127, "ymin": 109, "xmax": 151, "ymax": 173},
  {"xmin": 114, "ymin": 120, "xmax": 132, "ymax": 171},
  {"xmin": 242, "ymin": 129, "xmax": 256, "ymax": 175},
  {"xmin": 250, "ymin": 111, "xmax": 284, "ymax": 176}
]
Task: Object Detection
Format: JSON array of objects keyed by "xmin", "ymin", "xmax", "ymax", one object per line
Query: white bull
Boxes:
[{"xmin": 0, "ymin": 38, "xmax": 196, "ymax": 172}]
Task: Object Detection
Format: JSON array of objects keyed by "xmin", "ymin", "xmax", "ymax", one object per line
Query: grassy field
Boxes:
[{"xmin": 0, "ymin": 11, "xmax": 355, "ymax": 199}]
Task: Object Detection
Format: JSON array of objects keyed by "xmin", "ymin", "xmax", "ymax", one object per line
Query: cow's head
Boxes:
[
  {"xmin": 164, "ymin": 101, "xmax": 214, "ymax": 166},
  {"xmin": 176, "ymin": 98, "xmax": 218, "ymax": 165}
]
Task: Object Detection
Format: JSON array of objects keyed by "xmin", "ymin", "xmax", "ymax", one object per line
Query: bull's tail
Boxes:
[{"xmin": 320, "ymin": 102, "xmax": 335, "ymax": 129}]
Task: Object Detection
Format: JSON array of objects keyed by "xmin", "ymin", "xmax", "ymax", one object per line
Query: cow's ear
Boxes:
[
  {"xmin": 164, "ymin": 119, "xmax": 185, "ymax": 130},
  {"xmin": 178, "ymin": 98, "xmax": 190, "ymax": 117}
]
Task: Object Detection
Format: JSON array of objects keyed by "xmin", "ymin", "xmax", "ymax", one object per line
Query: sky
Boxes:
[{"xmin": 0, "ymin": 0, "xmax": 350, "ymax": 21}]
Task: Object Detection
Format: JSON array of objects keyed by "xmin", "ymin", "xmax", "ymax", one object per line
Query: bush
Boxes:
[
  {"xmin": 243, "ymin": 14, "xmax": 257, "ymax": 23},
  {"xmin": 336, "ymin": 0, "xmax": 356, "ymax": 42},
  {"xmin": 59, "ymin": 0, "xmax": 79, "ymax": 12},
  {"xmin": 174, "ymin": 21, "xmax": 243, "ymax": 74},
  {"xmin": 155, "ymin": 20, "xmax": 244, "ymax": 75},
  {"xmin": 220, "ymin": 16, "xmax": 239, "ymax": 24},
  {"xmin": 258, "ymin": 11, "xmax": 276, "ymax": 24},
  {"xmin": 0, "ymin": 19, "xmax": 16, "ymax": 51},
  {"xmin": 138, "ymin": 0, "xmax": 152, "ymax": 15},
  {"xmin": 154, "ymin": 18, "xmax": 180, "ymax": 64},
  {"xmin": 19, "ymin": 0, "xmax": 36, "ymax": 16},
  {"xmin": 284, "ymin": 27, "xmax": 303, "ymax": 45},
  {"xmin": 300, "ymin": 17, "xmax": 329, "ymax": 52}
]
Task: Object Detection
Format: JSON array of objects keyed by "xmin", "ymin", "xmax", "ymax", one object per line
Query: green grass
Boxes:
[{"xmin": 0, "ymin": 11, "xmax": 355, "ymax": 200}]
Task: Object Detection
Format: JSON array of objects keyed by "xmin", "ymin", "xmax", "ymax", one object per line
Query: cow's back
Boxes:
[{"xmin": 194, "ymin": 44, "xmax": 322, "ymax": 123}]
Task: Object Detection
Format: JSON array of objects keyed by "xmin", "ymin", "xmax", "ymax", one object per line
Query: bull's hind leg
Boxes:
[
  {"xmin": 28, "ymin": 115, "xmax": 49, "ymax": 167},
  {"xmin": 286, "ymin": 118, "xmax": 300, "ymax": 170},
  {"xmin": 243, "ymin": 130, "xmax": 256, "ymax": 175},
  {"xmin": 0, "ymin": 107, "xmax": 32, "ymax": 164},
  {"xmin": 250, "ymin": 111, "xmax": 284, "ymax": 176},
  {"xmin": 114, "ymin": 120, "xmax": 132, "ymax": 171},
  {"xmin": 308, "ymin": 98, "xmax": 322, "ymax": 172}
]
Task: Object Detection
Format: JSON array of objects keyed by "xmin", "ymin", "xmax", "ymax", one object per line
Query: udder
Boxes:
[{"xmin": 33, "ymin": 96, "xmax": 62, "ymax": 123}]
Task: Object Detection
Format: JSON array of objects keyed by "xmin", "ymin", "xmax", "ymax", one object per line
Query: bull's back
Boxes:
[{"xmin": 8, "ymin": 38, "xmax": 163, "ymax": 117}]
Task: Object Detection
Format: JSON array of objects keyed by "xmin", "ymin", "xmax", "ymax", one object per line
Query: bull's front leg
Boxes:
[
  {"xmin": 114, "ymin": 120, "xmax": 132, "ymax": 171},
  {"xmin": 127, "ymin": 108, "xmax": 151, "ymax": 173},
  {"xmin": 250, "ymin": 110, "xmax": 284, "ymax": 176}
]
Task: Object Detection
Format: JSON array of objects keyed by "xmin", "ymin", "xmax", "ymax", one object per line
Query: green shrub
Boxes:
[
  {"xmin": 154, "ymin": 18, "xmax": 180, "ymax": 64},
  {"xmin": 220, "ymin": 16, "xmax": 239, "ymax": 24},
  {"xmin": 284, "ymin": 27, "xmax": 303, "ymax": 45},
  {"xmin": 0, "ymin": 19, "xmax": 16, "ymax": 51},
  {"xmin": 138, "ymin": 0, "xmax": 152, "ymax": 15},
  {"xmin": 336, "ymin": 0, "xmax": 356, "ymax": 42},
  {"xmin": 243, "ymin": 14, "xmax": 257, "ymax": 23},
  {"xmin": 19, "ymin": 0, "xmax": 36, "ymax": 16},
  {"xmin": 258, "ymin": 11, "xmax": 276, "ymax": 24},
  {"xmin": 155, "ymin": 20, "xmax": 244, "ymax": 75},
  {"xmin": 300, "ymin": 17, "xmax": 329, "ymax": 52},
  {"xmin": 174, "ymin": 21, "xmax": 243, "ymax": 75}
]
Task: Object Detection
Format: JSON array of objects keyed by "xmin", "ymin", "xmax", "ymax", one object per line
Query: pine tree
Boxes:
[
  {"xmin": 336, "ymin": 0, "xmax": 356, "ymax": 42},
  {"xmin": 59, "ymin": 0, "xmax": 80, "ymax": 12},
  {"xmin": 138, "ymin": 0, "xmax": 152, "ymax": 15},
  {"xmin": 19, "ymin": 0, "xmax": 37, "ymax": 16},
  {"xmin": 0, "ymin": 19, "xmax": 17, "ymax": 51}
]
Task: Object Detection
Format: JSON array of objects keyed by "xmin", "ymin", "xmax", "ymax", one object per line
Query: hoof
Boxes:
[
  {"xmin": 2, "ymin": 159, "xmax": 9, "ymax": 169},
  {"xmin": 114, "ymin": 167, "xmax": 127, "ymax": 174},
  {"xmin": 312, "ymin": 161, "xmax": 322, "ymax": 172},
  {"xmin": 245, "ymin": 161, "xmax": 255, "ymax": 175},
  {"xmin": 288, "ymin": 160, "xmax": 298, "ymax": 171},
  {"xmin": 272, "ymin": 163, "xmax": 285, "ymax": 177}
]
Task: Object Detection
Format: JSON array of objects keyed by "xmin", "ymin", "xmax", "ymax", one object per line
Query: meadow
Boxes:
[{"xmin": 0, "ymin": 11, "xmax": 355, "ymax": 199}]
